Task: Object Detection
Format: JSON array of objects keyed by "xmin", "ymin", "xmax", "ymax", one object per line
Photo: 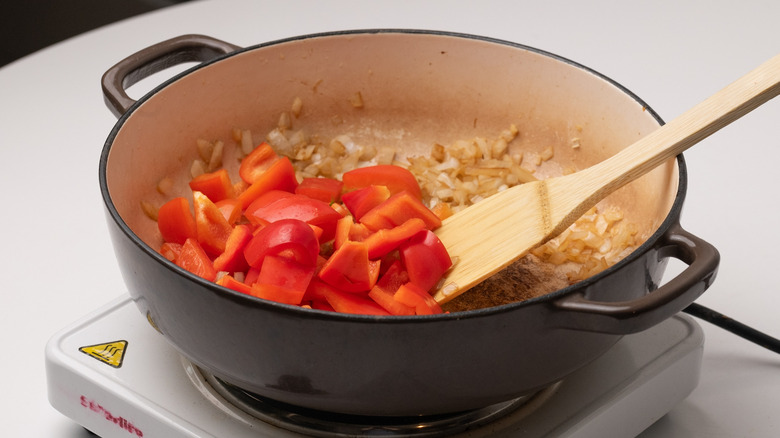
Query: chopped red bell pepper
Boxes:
[
  {"xmin": 342, "ymin": 165, "xmax": 422, "ymax": 200},
  {"xmin": 250, "ymin": 283, "xmax": 308, "ymax": 305},
  {"xmin": 243, "ymin": 219, "xmax": 320, "ymax": 269},
  {"xmin": 359, "ymin": 191, "xmax": 442, "ymax": 231},
  {"xmin": 244, "ymin": 267, "xmax": 260, "ymax": 285},
  {"xmin": 320, "ymin": 287, "xmax": 391, "ymax": 315},
  {"xmin": 318, "ymin": 240, "xmax": 380, "ymax": 293},
  {"xmin": 368, "ymin": 259, "xmax": 416, "ymax": 315},
  {"xmin": 258, "ymin": 254, "xmax": 316, "ymax": 291},
  {"xmin": 310, "ymin": 300, "xmax": 336, "ymax": 312},
  {"xmin": 333, "ymin": 215, "xmax": 371, "ymax": 250},
  {"xmin": 212, "ymin": 224, "xmax": 252, "ymax": 273},
  {"xmin": 309, "ymin": 224, "xmax": 324, "ymax": 242},
  {"xmin": 215, "ymin": 198, "xmax": 242, "ymax": 225},
  {"xmin": 193, "ymin": 191, "xmax": 234, "ymax": 257},
  {"xmin": 363, "ymin": 218, "xmax": 427, "ymax": 259},
  {"xmin": 157, "ymin": 197, "xmax": 197, "ymax": 245},
  {"xmin": 246, "ymin": 193, "xmax": 341, "ymax": 243},
  {"xmin": 375, "ymin": 259, "xmax": 410, "ymax": 292},
  {"xmin": 244, "ymin": 190, "xmax": 295, "ymax": 226},
  {"xmin": 368, "ymin": 285, "xmax": 415, "ymax": 315},
  {"xmin": 303, "ymin": 278, "xmax": 336, "ymax": 302},
  {"xmin": 399, "ymin": 229, "xmax": 452, "ymax": 292},
  {"xmin": 252, "ymin": 254, "xmax": 316, "ymax": 305},
  {"xmin": 394, "ymin": 282, "xmax": 443, "ymax": 315},
  {"xmin": 239, "ymin": 142, "xmax": 279, "ymax": 184},
  {"xmin": 341, "ymin": 185, "xmax": 391, "ymax": 220},
  {"xmin": 377, "ymin": 251, "xmax": 401, "ymax": 276},
  {"xmin": 295, "ymin": 177, "xmax": 344, "ymax": 203},
  {"xmin": 188, "ymin": 168, "xmax": 235, "ymax": 203},
  {"xmin": 216, "ymin": 274, "xmax": 253, "ymax": 294},
  {"xmin": 237, "ymin": 156, "xmax": 298, "ymax": 209},
  {"xmin": 156, "ymin": 152, "xmax": 454, "ymax": 316},
  {"xmin": 175, "ymin": 238, "xmax": 217, "ymax": 281}
]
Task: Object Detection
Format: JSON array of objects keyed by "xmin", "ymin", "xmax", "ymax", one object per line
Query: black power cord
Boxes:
[{"xmin": 683, "ymin": 302, "xmax": 780, "ymax": 355}]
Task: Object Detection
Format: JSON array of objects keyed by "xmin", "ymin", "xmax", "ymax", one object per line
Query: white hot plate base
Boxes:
[{"xmin": 46, "ymin": 295, "xmax": 703, "ymax": 437}]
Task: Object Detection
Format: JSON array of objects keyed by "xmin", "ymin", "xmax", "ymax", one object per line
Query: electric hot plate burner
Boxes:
[
  {"xmin": 46, "ymin": 296, "xmax": 704, "ymax": 437},
  {"xmin": 198, "ymin": 367, "xmax": 558, "ymax": 437}
]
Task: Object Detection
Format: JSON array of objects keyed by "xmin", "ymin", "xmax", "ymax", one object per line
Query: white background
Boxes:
[{"xmin": 1, "ymin": 0, "xmax": 779, "ymax": 436}]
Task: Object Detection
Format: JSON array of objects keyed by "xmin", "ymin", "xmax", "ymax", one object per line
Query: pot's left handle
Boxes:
[
  {"xmin": 101, "ymin": 34, "xmax": 241, "ymax": 118},
  {"xmin": 550, "ymin": 222, "xmax": 719, "ymax": 334}
]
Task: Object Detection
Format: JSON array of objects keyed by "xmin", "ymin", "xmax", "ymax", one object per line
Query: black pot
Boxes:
[{"xmin": 99, "ymin": 31, "xmax": 718, "ymax": 416}]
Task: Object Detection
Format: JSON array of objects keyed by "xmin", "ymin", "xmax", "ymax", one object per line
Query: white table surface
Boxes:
[{"xmin": 2, "ymin": 1, "xmax": 779, "ymax": 436}]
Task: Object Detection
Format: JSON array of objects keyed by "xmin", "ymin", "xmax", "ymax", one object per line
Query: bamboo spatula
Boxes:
[{"xmin": 433, "ymin": 54, "xmax": 780, "ymax": 304}]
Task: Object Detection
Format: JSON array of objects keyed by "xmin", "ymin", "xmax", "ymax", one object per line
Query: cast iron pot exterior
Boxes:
[{"xmin": 99, "ymin": 31, "xmax": 719, "ymax": 416}]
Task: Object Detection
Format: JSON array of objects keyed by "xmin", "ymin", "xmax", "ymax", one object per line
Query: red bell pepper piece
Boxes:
[
  {"xmin": 175, "ymin": 238, "xmax": 217, "ymax": 281},
  {"xmin": 320, "ymin": 287, "xmax": 391, "ymax": 316},
  {"xmin": 193, "ymin": 191, "xmax": 234, "ymax": 257},
  {"xmin": 310, "ymin": 300, "xmax": 336, "ymax": 312},
  {"xmin": 318, "ymin": 240, "xmax": 380, "ymax": 293},
  {"xmin": 157, "ymin": 197, "xmax": 197, "ymax": 245},
  {"xmin": 377, "ymin": 250, "xmax": 401, "ymax": 276},
  {"xmin": 246, "ymin": 193, "xmax": 341, "ymax": 243},
  {"xmin": 244, "ymin": 267, "xmax": 260, "ymax": 285},
  {"xmin": 309, "ymin": 224, "xmax": 324, "ymax": 242},
  {"xmin": 243, "ymin": 219, "xmax": 320, "ymax": 269},
  {"xmin": 334, "ymin": 216, "xmax": 352, "ymax": 250},
  {"xmin": 258, "ymin": 254, "xmax": 316, "ymax": 290},
  {"xmin": 333, "ymin": 215, "xmax": 371, "ymax": 250},
  {"xmin": 394, "ymin": 282, "xmax": 443, "ymax": 315},
  {"xmin": 303, "ymin": 278, "xmax": 336, "ymax": 302},
  {"xmin": 363, "ymin": 218, "xmax": 427, "ymax": 259},
  {"xmin": 295, "ymin": 177, "xmax": 344, "ymax": 203},
  {"xmin": 216, "ymin": 274, "xmax": 253, "ymax": 294},
  {"xmin": 368, "ymin": 259, "xmax": 415, "ymax": 315},
  {"xmin": 375, "ymin": 260, "xmax": 410, "ymax": 292},
  {"xmin": 359, "ymin": 191, "xmax": 442, "ymax": 231},
  {"xmin": 368, "ymin": 285, "xmax": 415, "ymax": 315},
  {"xmin": 188, "ymin": 168, "xmax": 235, "ymax": 203},
  {"xmin": 341, "ymin": 185, "xmax": 391, "ymax": 220},
  {"xmin": 239, "ymin": 142, "xmax": 279, "ymax": 184},
  {"xmin": 399, "ymin": 229, "xmax": 452, "ymax": 292},
  {"xmin": 244, "ymin": 190, "xmax": 295, "ymax": 226},
  {"xmin": 246, "ymin": 189, "xmax": 296, "ymax": 207},
  {"xmin": 250, "ymin": 283, "xmax": 308, "ymax": 305},
  {"xmin": 215, "ymin": 198, "xmax": 242, "ymax": 225},
  {"xmin": 212, "ymin": 224, "xmax": 252, "ymax": 273},
  {"xmin": 252, "ymin": 254, "xmax": 316, "ymax": 305},
  {"xmin": 342, "ymin": 165, "xmax": 422, "ymax": 200},
  {"xmin": 237, "ymin": 156, "xmax": 299, "ymax": 209}
]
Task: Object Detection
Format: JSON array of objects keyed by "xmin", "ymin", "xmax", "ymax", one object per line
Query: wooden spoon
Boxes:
[{"xmin": 433, "ymin": 54, "xmax": 780, "ymax": 304}]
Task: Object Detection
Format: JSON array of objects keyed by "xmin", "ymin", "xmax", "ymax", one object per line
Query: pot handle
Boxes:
[
  {"xmin": 101, "ymin": 34, "xmax": 240, "ymax": 118},
  {"xmin": 550, "ymin": 222, "xmax": 719, "ymax": 334}
]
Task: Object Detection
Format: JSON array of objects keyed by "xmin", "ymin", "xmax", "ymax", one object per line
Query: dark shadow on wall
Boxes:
[{"xmin": 0, "ymin": 0, "xmax": 190, "ymax": 67}]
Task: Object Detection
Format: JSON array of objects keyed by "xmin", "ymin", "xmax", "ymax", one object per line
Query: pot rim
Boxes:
[{"xmin": 99, "ymin": 28, "xmax": 684, "ymax": 323}]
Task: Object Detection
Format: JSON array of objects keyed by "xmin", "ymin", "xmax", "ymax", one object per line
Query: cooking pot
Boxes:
[{"xmin": 99, "ymin": 30, "xmax": 718, "ymax": 416}]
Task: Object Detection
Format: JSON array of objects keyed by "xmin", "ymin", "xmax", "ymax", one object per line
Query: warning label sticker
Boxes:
[{"xmin": 79, "ymin": 340, "xmax": 128, "ymax": 368}]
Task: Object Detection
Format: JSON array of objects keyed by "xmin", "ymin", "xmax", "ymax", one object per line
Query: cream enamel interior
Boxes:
[{"xmin": 105, "ymin": 32, "xmax": 677, "ymax": 255}]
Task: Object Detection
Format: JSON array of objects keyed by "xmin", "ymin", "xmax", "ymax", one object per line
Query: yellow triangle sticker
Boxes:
[{"xmin": 79, "ymin": 340, "xmax": 128, "ymax": 368}]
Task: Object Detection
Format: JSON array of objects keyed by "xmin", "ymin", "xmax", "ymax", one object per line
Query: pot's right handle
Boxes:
[
  {"xmin": 101, "ymin": 34, "xmax": 240, "ymax": 118},
  {"xmin": 551, "ymin": 222, "xmax": 719, "ymax": 334}
]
